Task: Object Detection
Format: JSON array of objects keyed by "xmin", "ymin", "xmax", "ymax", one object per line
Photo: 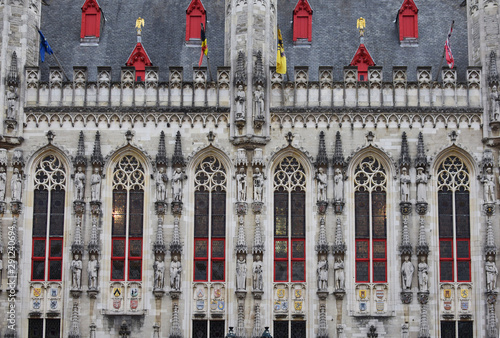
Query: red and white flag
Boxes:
[{"xmin": 444, "ymin": 23, "xmax": 454, "ymax": 68}]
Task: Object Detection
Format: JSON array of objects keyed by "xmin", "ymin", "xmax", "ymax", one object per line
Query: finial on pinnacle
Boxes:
[
  {"xmin": 357, "ymin": 17, "xmax": 366, "ymax": 38},
  {"xmin": 135, "ymin": 17, "xmax": 144, "ymax": 41}
]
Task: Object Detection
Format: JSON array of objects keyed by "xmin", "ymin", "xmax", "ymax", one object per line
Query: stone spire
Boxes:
[
  {"xmin": 316, "ymin": 131, "xmax": 328, "ymax": 167},
  {"xmin": 416, "ymin": 218, "xmax": 429, "ymax": 256},
  {"xmin": 399, "ymin": 217, "xmax": 412, "ymax": 255},
  {"xmin": 317, "ymin": 304, "xmax": 328, "ymax": 338},
  {"xmin": 153, "ymin": 215, "xmax": 166, "ymax": 254},
  {"xmin": 332, "ymin": 131, "xmax": 345, "ymax": 167},
  {"xmin": 156, "ymin": 131, "xmax": 168, "ymax": 166},
  {"xmin": 88, "ymin": 213, "xmax": 100, "ymax": 255},
  {"xmin": 7, "ymin": 52, "xmax": 19, "ymax": 87},
  {"xmin": 418, "ymin": 303, "xmax": 430, "ymax": 338},
  {"xmin": 236, "ymin": 216, "xmax": 248, "ymax": 254},
  {"xmin": 91, "ymin": 131, "xmax": 104, "ymax": 167},
  {"xmin": 399, "ymin": 132, "xmax": 411, "ymax": 168},
  {"xmin": 251, "ymin": 304, "xmax": 262, "ymax": 338},
  {"xmin": 252, "ymin": 215, "xmax": 264, "ymax": 254},
  {"xmin": 170, "ymin": 216, "xmax": 182, "ymax": 254},
  {"xmin": 253, "ymin": 50, "xmax": 265, "ymax": 86},
  {"xmin": 332, "ymin": 218, "xmax": 346, "ymax": 254},
  {"xmin": 71, "ymin": 219, "xmax": 84, "ymax": 255},
  {"xmin": 171, "ymin": 131, "xmax": 185, "ymax": 167},
  {"xmin": 236, "ymin": 303, "xmax": 245, "ymax": 338},
  {"xmin": 68, "ymin": 301, "xmax": 81, "ymax": 338},
  {"xmin": 485, "ymin": 218, "xmax": 497, "ymax": 256},
  {"xmin": 235, "ymin": 51, "xmax": 246, "ymax": 86},
  {"xmin": 489, "ymin": 51, "xmax": 499, "ymax": 86},
  {"xmin": 414, "ymin": 132, "xmax": 427, "ymax": 169},
  {"xmin": 315, "ymin": 217, "xmax": 329, "ymax": 254},
  {"xmin": 74, "ymin": 131, "xmax": 87, "ymax": 167},
  {"xmin": 169, "ymin": 303, "xmax": 182, "ymax": 338}
]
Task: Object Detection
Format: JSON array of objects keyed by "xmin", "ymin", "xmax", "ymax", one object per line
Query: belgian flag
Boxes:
[
  {"xmin": 276, "ymin": 28, "xmax": 287, "ymax": 74},
  {"xmin": 199, "ymin": 23, "xmax": 208, "ymax": 67}
]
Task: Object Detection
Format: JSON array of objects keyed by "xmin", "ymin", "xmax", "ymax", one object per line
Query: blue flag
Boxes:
[{"xmin": 38, "ymin": 30, "xmax": 53, "ymax": 62}]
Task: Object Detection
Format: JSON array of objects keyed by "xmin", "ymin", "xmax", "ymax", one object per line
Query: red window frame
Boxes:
[
  {"xmin": 194, "ymin": 238, "xmax": 209, "ymax": 282},
  {"xmin": 456, "ymin": 239, "xmax": 471, "ymax": 282},
  {"xmin": 274, "ymin": 239, "xmax": 289, "ymax": 282},
  {"xmin": 292, "ymin": 0, "xmax": 313, "ymax": 42},
  {"xmin": 128, "ymin": 238, "xmax": 143, "ymax": 281},
  {"xmin": 291, "ymin": 239, "xmax": 305, "ymax": 282},
  {"xmin": 210, "ymin": 238, "xmax": 225, "ymax": 282},
  {"xmin": 111, "ymin": 237, "xmax": 126, "ymax": 281},
  {"xmin": 186, "ymin": 0, "xmax": 206, "ymax": 41},
  {"xmin": 398, "ymin": 0, "xmax": 418, "ymax": 40},
  {"xmin": 439, "ymin": 238, "xmax": 454, "ymax": 282},
  {"xmin": 31, "ymin": 238, "xmax": 46, "ymax": 281},
  {"xmin": 355, "ymin": 239, "xmax": 370, "ymax": 283},
  {"xmin": 80, "ymin": 0, "xmax": 102, "ymax": 39},
  {"xmin": 372, "ymin": 239, "xmax": 387, "ymax": 283},
  {"xmin": 48, "ymin": 238, "xmax": 63, "ymax": 281}
]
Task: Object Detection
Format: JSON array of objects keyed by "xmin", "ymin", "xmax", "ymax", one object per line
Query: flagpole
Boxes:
[
  {"xmin": 35, "ymin": 26, "xmax": 70, "ymax": 82},
  {"xmin": 435, "ymin": 20, "xmax": 454, "ymax": 82},
  {"xmin": 206, "ymin": 54, "xmax": 213, "ymax": 82}
]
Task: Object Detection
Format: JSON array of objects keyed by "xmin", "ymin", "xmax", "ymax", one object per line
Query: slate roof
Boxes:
[{"xmin": 39, "ymin": 0, "xmax": 468, "ymax": 82}]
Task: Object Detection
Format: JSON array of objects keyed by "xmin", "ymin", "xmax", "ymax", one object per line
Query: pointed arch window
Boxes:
[
  {"xmin": 186, "ymin": 0, "xmax": 206, "ymax": 41},
  {"xmin": 354, "ymin": 156, "xmax": 387, "ymax": 283},
  {"xmin": 31, "ymin": 155, "xmax": 67, "ymax": 281},
  {"xmin": 80, "ymin": 0, "xmax": 102, "ymax": 43},
  {"xmin": 194, "ymin": 156, "xmax": 227, "ymax": 282},
  {"xmin": 273, "ymin": 156, "xmax": 307, "ymax": 282},
  {"xmin": 293, "ymin": 0, "xmax": 313, "ymax": 43},
  {"xmin": 398, "ymin": 0, "xmax": 418, "ymax": 42},
  {"xmin": 111, "ymin": 155, "xmax": 145, "ymax": 281},
  {"xmin": 437, "ymin": 156, "xmax": 470, "ymax": 283}
]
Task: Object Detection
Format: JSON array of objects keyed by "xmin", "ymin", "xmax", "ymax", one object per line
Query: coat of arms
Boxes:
[
  {"xmin": 461, "ymin": 301, "xmax": 469, "ymax": 311},
  {"xmin": 444, "ymin": 289, "xmax": 451, "ymax": 299},
  {"xmin": 130, "ymin": 299, "xmax": 138, "ymax": 310},
  {"xmin": 210, "ymin": 300, "xmax": 217, "ymax": 310},
  {"xmin": 274, "ymin": 301, "xmax": 281, "ymax": 311},
  {"xmin": 33, "ymin": 300, "xmax": 41, "ymax": 309},
  {"xmin": 130, "ymin": 288, "xmax": 138, "ymax": 297},
  {"xmin": 444, "ymin": 301, "xmax": 452, "ymax": 311},
  {"xmin": 113, "ymin": 299, "xmax": 122, "ymax": 310},
  {"xmin": 197, "ymin": 289, "xmax": 204, "ymax": 298},
  {"xmin": 217, "ymin": 300, "xmax": 225, "ymax": 311},
  {"xmin": 294, "ymin": 289, "xmax": 302, "ymax": 299},
  {"xmin": 214, "ymin": 288, "xmax": 221, "ymax": 298},
  {"xmin": 460, "ymin": 289, "xmax": 468, "ymax": 298},
  {"xmin": 50, "ymin": 300, "xmax": 57, "ymax": 310},
  {"xmin": 359, "ymin": 290, "xmax": 366, "ymax": 299},
  {"xmin": 376, "ymin": 301, "xmax": 384, "ymax": 312},
  {"xmin": 294, "ymin": 301, "xmax": 302, "ymax": 311},
  {"xmin": 113, "ymin": 288, "xmax": 122, "ymax": 297},
  {"xmin": 196, "ymin": 300, "xmax": 204, "ymax": 310},
  {"xmin": 50, "ymin": 288, "xmax": 57, "ymax": 297},
  {"xmin": 277, "ymin": 289, "xmax": 285, "ymax": 298},
  {"xmin": 33, "ymin": 288, "xmax": 42, "ymax": 297},
  {"xmin": 359, "ymin": 302, "xmax": 367, "ymax": 311},
  {"xmin": 281, "ymin": 301, "xmax": 288, "ymax": 311},
  {"xmin": 376, "ymin": 290, "xmax": 384, "ymax": 299}
]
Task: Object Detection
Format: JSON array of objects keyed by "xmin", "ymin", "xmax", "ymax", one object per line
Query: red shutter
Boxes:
[
  {"xmin": 398, "ymin": 0, "xmax": 418, "ymax": 40},
  {"xmin": 293, "ymin": 0, "xmax": 312, "ymax": 42},
  {"xmin": 81, "ymin": 0, "xmax": 101, "ymax": 39},
  {"xmin": 186, "ymin": 0, "xmax": 206, "ymax": 41},
  {"xmin": 190, "ymin": 15, "xmax": 202, "ymax": 39},
  {"xmin": 85, "ymin": 14, "xmax": 97, "ymax": 37}
]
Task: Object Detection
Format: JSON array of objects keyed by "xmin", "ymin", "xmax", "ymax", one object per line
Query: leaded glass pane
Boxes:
[
  {"xmin": 441, "ymin": 321, "xmax": 456, "ymax": 338},
  {"xmin": 193, "ymin": 320, "xmax": 207, "ymax": 338},
  {"xmin": 292, "ymin": 261, "xmax": 305, "ymax": 281},
  {"xmin": 291, "ymin": 192, "xmax": 305, "ymax": 237},
  {"xmin": 275, "ymin": 261, "xmax": 288, "ymax": 282},
  {"xmin": 195, "ymin": 261, "xmax": 208, "ymax": 280},
  {"xmin": 355, "ymin": 191, "xmax": 369, "ymax": 238},
  {"xmin": 49, "ymin": 239, "xmax": 62, "ymax": 258},
  {"xmin": 292, "ymin": 241, "xmax": 305, "ymax": 258},
  {"xmin": 49, "ymin": 260, "xmax": 62, "ymax": 280},
  {"xmin": 440, "ymin": 261, "xmax": 453, "ymax": 281},
  {"xmin": 373, "ymin": 261, "xmax": 386, "ymax": 282},
  {"xmin": 113, "ymin": 240, "xmax": 125, "ymax": 257},
  {"xmin": 458, "ymin": 321, "xmax": 473, "ymax": 338},
  {"xmin": 129, "ymin": 260, "xmax": 142, "ymax": 280},
  {"xmin": 274, "ymin": 192, "xmax": 288, "ymax": 237},
  {"xmin": 372, "ymin": 192, "xmax": 386, "ymax": 238},
  {"xmin": 440, "ymin": 241, "xmax": 453, "ymax": 259},
  {"xmin": 28, "ymin": 318, "xmax": 43, "ymax": 338},
  {"xmin": 372, "ymin": 241, "xmax": 386, "ymax": 259},
  {"xmin": 112, "ymin": 260, "xmax": 125, "ymax": 280},
  {"xmin": 33, "ymin": 239, "xmax": 46, "ymax": 258},
  {"xmin": 211, "ymin": 261, "xmax": 224, "ymax": 281},
  {"xmin": 49, "ymin": 189, "xmax": 65, "ymax": 236},
  {"xmin": 291, "ymin": 321, "xmax": 306, "ymax": 338},
  {"xmin": 211, "ymin": 192, "xmax": 226, "ymax": 237},
  {"xmin": 32, "ymin": 261, "xmax": 45, "ymax": 280},
  {"xmin": 356, "ymin": 261, "xmax": 369, "ymax": 282},
  {"xmin": 457, "ymin": 261, "xmax": 470, "ymax": 282},
  {"xmin": 212, "ymin": 240, "xmax": 225, "ymax": 258},
  {"xmin": 112, "ymin": 190, "xmax": 127, "ymax": 236},
  {"xmin": 195, "ymin": 240, "xmax": 208, "ymax": 258},
  {"xmin": 129, "ymin": 191, "xmax": 143, "ymax": 236},
  {"xmin": 455, "ymin": 191, "xmax": 470, "ymax": 239},
  {"xmin": 194, "ymin": 191, "xmax": 209, "ymax": 237},
  {"xmin": 274, "ymin": 321, "xmax": 288, "ymax": 338},
  {"xmin": 45, "ymin": 319, "xmax": 61, "ymax": 338},
  {"xmin": 438, "ymin": 192, "xmax": 453, "ymax": 238},
  {"xmin": 129, "ymin": 239, "xmax": 142, "ymax": 257},
  {"xmin": 356, "ymin": 241, "xmax": 369, "ymax": 259},
  {"xmin": 456, "ymin": 241, "xmax": 470, "ymax": 259},
  {"xmin": 210, "ymin": 321, "xmax": 225, "ymax": 338},
  {"xmin": 33, "ymin": 190, "xmax": 48, "ymax": 237},
  {"xmin": 275, "ymin": 240, "xmax": 288, "ymax": 259}
]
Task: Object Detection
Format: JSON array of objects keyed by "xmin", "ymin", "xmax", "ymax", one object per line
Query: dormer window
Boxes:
[
  {"xmin": 398, "ymin": 0, "xmax": 418, "ymax": 46},
  {"xmin": 293, "ymin": 0, "xmax": 312, "ymax": 45},
  {"xmin": 81, "ymin": 0, "xmax": 102, "ymax": 44},
  {"xmin": 126, "ymin": 43, "xmax": 152, "ymax": 82},
  {"xmin": 186, "ymin": 0, "xmax": 206, "ymax": 42},
  {"xmin": 350, "ymin": 44, "xmax": 375, "ymax": 81}
]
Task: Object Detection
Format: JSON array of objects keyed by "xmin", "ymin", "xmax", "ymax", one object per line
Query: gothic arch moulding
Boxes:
[
  {"xmin": 430, "ymin": 144, "xmax": 479, "ymax": 177},
  {"xmin": 346, "ymin": 144, "xmax": 397, "ymax": 178}
]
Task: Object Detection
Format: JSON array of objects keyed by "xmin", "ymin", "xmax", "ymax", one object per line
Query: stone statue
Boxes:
[
  {"xmin": 74, "ymin": 166, "xmax": 86, "ymax": 201},
  {"xmin": 71, "ymin": 254, "xmax": 83, "ymax": 290},
  {"xmin": 317, "ymin": 258, "xmax": 328, "ymax": 290},
  {"xmin": 235, "ymin": 85, "xmax": 246, "ymax": 120},
  {"xmin": 401, "ymin": 256, "xmax": 414, "ymax": 290},
  {"xmin": 334, "ymin": 168, "xmax": 344, "ymax": 203},
  {"xmin": 486, "ymin": 256, "xmax": 498, "ymax": 292},
  {"xmin": 11, "ymin": 168, "xmax": 22, "ymax": 201},
  {"xmin": 400, "ymin": 167, "xmax": 410, "ymax": 202},
  {"xmin": 155, "ymin": 167, "xmax": 168, "ymax": 202},
  {"xmin": 172, "ymin": 168, "xmax": 186, "ymax": 202},
  {"xmin": 153, "ymin": 255, "xmax": 165, "ymax": 290},
  {"xmin": 490, "ymin": 85, "xmax": 500, "ymax": 121},
  {"xmin": 316, "ymin": 168, "xmax": 327, "ymax": 202},
  {"xmin": 334, "ymin": 257, "xmax": 345, "ymax": 290},
  {"xmin": 90, "ymin": 168, "xmax": 102, "ymax": 201},
  {"xmin": 253, "ymin": 85, "xmax": 264, "ymax": 118},
  {"xmin": 170, "ymin": 256, "xmax": 182, "ymax": 291},
  {"xmin": 236, "ymin": 167, "xmax": 247, "ymax": 202},
  {"xmin": 253, "ymin": 168, "xmax": 263, "ymax": 202},
  {"xmin": 88, "ymin": 254, "xmax": 99, "ymax": 290},
  {"xmin": 482, "ymin": 168, "xmax": 496, "ymax": 203},
  {"xmin": 418, "ymin": 257, "xmax": 428, "ymax": 292},
  {"xmin": 416, "ymin": 167, "xmax": 428, "ymax": 203},
  {"xmin": 0, "ymin": 167, "xmax": 6, "ymax": 201},
  {"xmin": 252, "ymin": 258, "xmax": 263, "ymax": 291},
  {"xmin": 6, "ymin": 86, "xmax": 18, "ymax": 120},
  {"xmin": 236, "ymin": 256, "xmax": 247, "ymax": 290}
]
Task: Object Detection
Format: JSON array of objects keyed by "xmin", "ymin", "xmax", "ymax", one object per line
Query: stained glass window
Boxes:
[
  {"xmin": 354, "ymin": 156, "xmax": 387, "ymax": 283},
  {"xmin": 31, "ymin": 155, "xmax": 66, "ymax": 281},
  {"xmin": 194, "ymin": 156, "xmax": 227, "ymax": 282}
]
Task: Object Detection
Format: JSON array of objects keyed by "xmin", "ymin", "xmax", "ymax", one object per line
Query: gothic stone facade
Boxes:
[{"xmin": 0, "ymin": 0, "xmax": 500, "ymax": 337}]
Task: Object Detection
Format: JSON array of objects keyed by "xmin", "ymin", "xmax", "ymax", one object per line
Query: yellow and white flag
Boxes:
[{"xmin": 276, "ymin": 28, "xmax": 287, "ymax": 74}]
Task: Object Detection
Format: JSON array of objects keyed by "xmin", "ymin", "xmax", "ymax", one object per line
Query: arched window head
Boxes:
[
  {"xmin": 186, "ymin": 0, "xmax": 206, "ymax": 41},
  {"xmin": 32, "ymin": 155, "xmax": 67, "ymax": 281},
  {"xmin": 80, "ymin": 0, "xmax": 102, "ymax": 43},
  {"xmin": 293, "ymin": 0, "xmax": 313, "ymax": 43},
  {"xmin": 194, "ymin": 156, "xmax": 227, "ymax": 282},
  {"xmin": 398, "ymin": 0, "xmax": 418, "ymax": 43},
  {"xmin": 111, "ymin": 155, "xmax": 145, "ymax": 281},
  {"xmin": 273, "ymin": 156, "xmax": 306, "ymax": 283},
  {"xmin": 354, "ymin": 156, "xmax": 387, "ymax": 283},
  {"xmin": 437, "ymin": 156, "xmax": 470, "ymax": 283}
]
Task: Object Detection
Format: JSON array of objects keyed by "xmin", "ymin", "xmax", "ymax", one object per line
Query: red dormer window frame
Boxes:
[
  {"xmin": 126, "ymin": 43, "xmax": 152, "ymax": 82},
  {"xmin": 186, "ymin": 0, "xmax": 206, "ymax": 41},
  {"xmin": 293, "ymin": 0, "xmax": 313, "ymax": 42},
  {"xmin": 398, "ymin": 0, "xmax": 418, "ymax": 40},
  {"xmin": 350, "ymin": 44, "xmax": 375, "ymax": 81},
  {"xmin": 80, "ymin": 0, "xmax": 102, "ymax": 40}
]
